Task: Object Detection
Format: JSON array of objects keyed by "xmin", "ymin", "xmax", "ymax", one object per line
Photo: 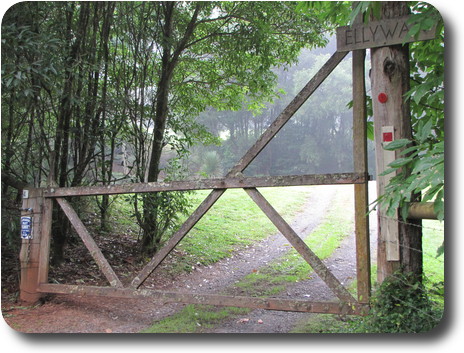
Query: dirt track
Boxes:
[{"xmin": 2, "ymin": 183, "xmax": 377, "ymax": 333}]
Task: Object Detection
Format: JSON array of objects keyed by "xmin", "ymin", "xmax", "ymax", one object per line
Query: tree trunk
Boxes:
[
  {"xmin": 370, "ymin": 1, "xmax": 422, "ymax": 283},
  {"xmin": 50, "ymin": 3, "xmax": 80, "ymax": 265},
  {"xmin": 140, "ymin": 2, "xmax": 175, "ymax": 256},
  {"xmin": 96, "ymin": 2, "xmax": 116, "ymax": 232},
  {"xmin": 141, "ymin": 2, "xmax": 202, "ymax": 256}
]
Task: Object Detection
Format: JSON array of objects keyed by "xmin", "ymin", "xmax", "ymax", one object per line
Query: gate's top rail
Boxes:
[{"xmin": 43, "ymin": 172, "xmax": 367, "ymax": 198}]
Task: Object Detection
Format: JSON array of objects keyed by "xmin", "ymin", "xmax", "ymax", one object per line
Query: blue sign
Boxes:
[{"xmin": 20, "ymin": 216, "xmax": 33, "ymax": 240}]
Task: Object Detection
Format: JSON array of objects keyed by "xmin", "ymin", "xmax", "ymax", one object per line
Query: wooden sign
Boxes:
[{"xmin": 336, "ymin": 16, "xmax": 437, "ymax": 51}]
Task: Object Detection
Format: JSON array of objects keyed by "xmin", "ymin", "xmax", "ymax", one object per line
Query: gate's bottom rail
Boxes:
[{"xmin": 38, "ymin": 283, "xmax": 369, "ymax": 316}]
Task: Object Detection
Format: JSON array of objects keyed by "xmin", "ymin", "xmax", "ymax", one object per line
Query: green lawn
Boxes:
[
  {"xmin": 422, "ymin": 219, "xmax": 445, "ymax": 284},
  {"xmin": 176, "ymin": 186, "xmax": 312, "ymax": 266}
]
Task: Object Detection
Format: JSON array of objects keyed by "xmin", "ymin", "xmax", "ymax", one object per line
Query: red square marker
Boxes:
[{"xmin": 383, "ymin": 132, "xmax": 393, "ymax": 142}]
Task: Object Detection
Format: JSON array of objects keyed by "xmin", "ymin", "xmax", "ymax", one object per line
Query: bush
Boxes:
[{"xmin": 359, "ymin": 272, "xmax": 443, "ymax": 333}]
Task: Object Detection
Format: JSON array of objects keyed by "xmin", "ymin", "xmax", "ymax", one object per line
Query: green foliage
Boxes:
[
  {"xmin": 350, "ymin": 1, "xmax": 382, "ymax": 23},
  {"xmin": 199, "ymin": 150, "xmax": 223, "ymax": 178},
  {"xmin": 167, "ymin": 0, "xmax": 329, "ymax": 118},
  {"xmin": 135, "ymin": 159, "xmax": 193, "ymax": 256},
  {"xmin": 296, "ymin": 1, "xmax": 351, "ymax": 32},
  {"xmin": 407, "ymin": 2, "xmax": 444, "ymax": 40},
  {"xmin": 359, "ymin": 272, "xmax": 443, "ymax": 333},
  {"xmin": 378, "ymin": 138, "xmax": 444, "ymax": 221},
  {"xmin": 1, "ymin": 1, "xmax": 331, "ymax": 257},
  {"xmin": 1, "ymin": 19, "xmax": 60, "ymax": 96}
]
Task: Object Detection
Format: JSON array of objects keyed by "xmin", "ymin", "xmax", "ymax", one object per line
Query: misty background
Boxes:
[{"xmin": 178, "ymin": 39, "xmax": 375, "ymax": 179}]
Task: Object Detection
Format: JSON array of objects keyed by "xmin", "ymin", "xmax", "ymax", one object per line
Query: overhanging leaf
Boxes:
[
  {"xmin": 388, "ymin": 157, "xmax": 413, "ymax": 169},
  {"xmin": 383, "ymin": 139, "xmax": 411, "ymax": 151}
]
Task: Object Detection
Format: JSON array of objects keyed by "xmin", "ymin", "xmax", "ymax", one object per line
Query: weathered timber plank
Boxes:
[
  {"xmin": 56, "ymin": 198, "xmax": 123, "ymax": 288},
  {"xmin": 37, "ymin": 196, "xmax": 53, "ymax": 287},
  {"xmin": 352, "ymin": 17, "xmax": 371, "ymax": 304},
  {"xmin": 38, "ymin": 283, "xmax": 369, "ymax": 315},
  {"xmin": 130, "ymin": 189, "xmax": 226, "ymax": 288},
  {"xmin": 336, "ymin": 16, "xmax": 437, "ymax": 52},
  {"xmin": 244, "ymin": 188, "xmax": 357, "ymax": 304},
  {"xmin": 227, "ymin": 51, "xmax": 348, "ymax": 176},
  {"xmin": 44, "ymin": 173, "xmax": 365, "ymax": 198}
]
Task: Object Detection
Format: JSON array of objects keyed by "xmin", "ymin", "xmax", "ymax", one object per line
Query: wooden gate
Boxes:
[{"xmin": 19, "ymin": 49, "xmax": 371, "ymax": 315}]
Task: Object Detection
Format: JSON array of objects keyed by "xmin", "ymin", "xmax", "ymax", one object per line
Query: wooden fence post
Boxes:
[
  {"xmin": 19, "ymin": 187, "xmax": 52, "ymax": 303},
  {"xmin": 370, "ymin": 1, "xmax": 422, "ymax": 282},
  {"xmin": 352, "ymin": 44, "xmax": 371, "ymax": 302}
]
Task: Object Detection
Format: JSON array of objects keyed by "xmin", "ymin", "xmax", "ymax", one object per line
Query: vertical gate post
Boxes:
[
  {"xmin": 352, "ymin": 45, "xmax": 371, "ymax": 302},
  {"xmin": 19, "ymin": 188, "xmax": 51, "ymax": 303}
]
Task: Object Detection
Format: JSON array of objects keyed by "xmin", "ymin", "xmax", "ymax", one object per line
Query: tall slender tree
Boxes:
[{"xmin": 2, "ymin": 1, "xmax": 331, "ymax": 258}]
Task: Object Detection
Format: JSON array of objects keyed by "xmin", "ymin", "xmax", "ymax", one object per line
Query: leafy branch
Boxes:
[{"xmin": 376, "ymin": 137, "xmax": 444, "ymax": 222}]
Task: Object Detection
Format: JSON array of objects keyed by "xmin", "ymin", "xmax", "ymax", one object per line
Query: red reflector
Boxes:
[
  {"xmin": 378, "ymin": 93, "xmax": 388, "ymax": 103},
  {"xmin": 383, "ymin": 132, "xmax": 393, "ymax": 142}
]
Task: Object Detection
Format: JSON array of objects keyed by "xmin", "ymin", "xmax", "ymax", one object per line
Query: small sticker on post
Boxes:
[
  {"xmin": 383, "ymin": 132, "xmax": 393, "ymax": 142},
  {"xmin": 20, "ymin": 216, "xmax": 33, "ymax": 240}
]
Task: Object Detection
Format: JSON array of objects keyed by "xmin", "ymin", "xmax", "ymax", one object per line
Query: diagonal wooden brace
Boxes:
[
  {"xmin": 131, "ymin": 189, "xmax": 226, "ymax": 288},
  {"xmin": 56, "ymin": 198, "xmax": 123, "ymax": 288},
  {"xmin": 228, "ymin": 51, "xmax": 348, "ymax": 176},
  {"xmin": 244, "ymin": 187, "xmax": 356, "ymax": 304}
]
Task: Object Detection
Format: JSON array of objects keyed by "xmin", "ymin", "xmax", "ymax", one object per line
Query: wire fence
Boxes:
[
  {"xmin": 377, "ymin": 214, "xmax": 444, "ymax": 258},
  {"xmin": 369, "ymin": 214, "xmax": 444, "ymax": 326}
]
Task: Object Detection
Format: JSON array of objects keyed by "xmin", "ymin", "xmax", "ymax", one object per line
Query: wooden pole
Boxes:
[
  {"xmin": 37, "ymin": 193, "xmax": 53, "ymax": 290},
  {"xmin": 19, "ymin": 188, "xmax": 44, "ymax": 303},
  {"xmin": 408, "ymin": 202, "xmax": 437, "ymax": 220},
  {"xmin": 352, "ymin": 8, "xmax": 371, "ymax": 301},
  {"xmin": 56, "ymin": 197, "xmax": 123, "ymax": 288},
  {"xmin": 39, "ymin": 283, "xmax": 370, "ymax": 316},
  {"xmin": 370, "ymin": 1, "xmax": 422, "ymax": 283}
]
